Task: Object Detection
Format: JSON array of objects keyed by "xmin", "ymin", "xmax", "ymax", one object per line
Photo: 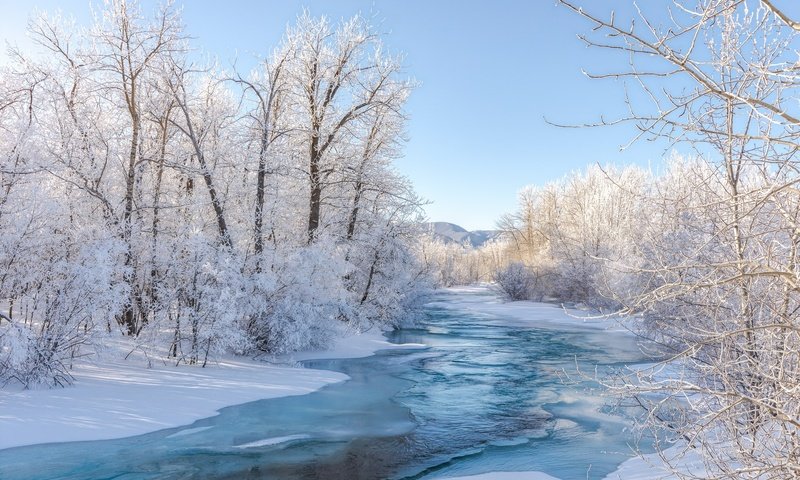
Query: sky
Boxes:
[{"xmin": 0, "ymin": 0, "xmax": 674, "ymax": 231}]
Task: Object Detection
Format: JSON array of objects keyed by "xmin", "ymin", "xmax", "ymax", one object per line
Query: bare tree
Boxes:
[
  {"xmin": 561, "ymin": 0, "xmax": 800, "ymax": 477},
  {"xmin": 286, "ymin": 13, "xmax": 408, "ymax": 243},
  {"xmin": 230, "ymin": 44, "xmax": 294, "ymax": 265},
  {"xmin": 167, "ymin": 63, "xmax": 234, "ymax": 249}
]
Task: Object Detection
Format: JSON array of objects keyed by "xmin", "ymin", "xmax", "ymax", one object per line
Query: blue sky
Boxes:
[{"xmin": 0, "ymin": 1, "xmax": 673, "ymax": 230}]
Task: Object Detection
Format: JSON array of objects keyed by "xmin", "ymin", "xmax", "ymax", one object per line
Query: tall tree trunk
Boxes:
[
  {"xmin": 176, "ymin": 96, "xmax": 233, "ymax": 249},
  {"xmin": 121, "ymin": 107, "xmax": 140, "ymax": 336},
  {"xmin": 253, "ymin": 129, "xmax": 269, "ymax": 263},
  {"xmin": 147, "ymin": 110, "xmax": 170, "ymax": 325},
  {"xmin": 307, "ymin": 132, "xmax": 322, "ymax": 243},
  {"xmin": 346, "ymin": 179, "xmax": 363, "ymax": 241}
]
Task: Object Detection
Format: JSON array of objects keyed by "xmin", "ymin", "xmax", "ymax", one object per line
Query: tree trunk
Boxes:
[
  {"xmin": 360, "ymin": 249, "xmax": 380, "ymax": 305},
  {"xmin": 197, "ymin": 151, "xmax": 232, "ymax": 249},
  {"xmin": 307, "ymin": 132, "xmax": 322, "ymax": 243},
  {"xmin": 253, "ymin": 128, "xmax": 269, "ymax": 263},
  {"xmin": 121, "ymin": 108, "xmax": 140, "ymax": 336},
  {"xmin": 346, "ymin": 179, "xmax": 363, "ymax": 241}
]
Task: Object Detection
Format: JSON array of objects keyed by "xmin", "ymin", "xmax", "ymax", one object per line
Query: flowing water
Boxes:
[{"xmin": 0, "ymin": 291, "xmax": 653, "ymax": 479}]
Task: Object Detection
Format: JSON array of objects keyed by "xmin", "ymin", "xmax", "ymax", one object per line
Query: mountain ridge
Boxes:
[{"xmin": 423, "ymin": 222, "xmax": 502, "ymax": 248}]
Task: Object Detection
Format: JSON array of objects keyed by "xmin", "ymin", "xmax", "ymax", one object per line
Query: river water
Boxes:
[{"xmin": 0, "ymin": 291, "xmax": 653, "ymax": 479}]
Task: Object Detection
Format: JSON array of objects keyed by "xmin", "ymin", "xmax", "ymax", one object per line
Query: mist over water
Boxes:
[{"xmin": 0, "ymin": 291, "xmax": 653, "ymax": 480}]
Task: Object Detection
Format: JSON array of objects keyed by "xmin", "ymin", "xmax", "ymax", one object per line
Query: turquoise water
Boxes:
[{"xmin": 0, "ymin": 291, "xmax": 652, "ymax": 479}]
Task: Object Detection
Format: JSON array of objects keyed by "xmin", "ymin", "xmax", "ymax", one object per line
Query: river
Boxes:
[{"xmin": 0, "ymin": 290, "xmax": 653, "ymax": 479}]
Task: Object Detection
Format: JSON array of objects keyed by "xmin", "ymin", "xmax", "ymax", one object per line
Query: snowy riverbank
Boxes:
[
  {"xmin": 0, "ymin": 329, "xmax": 424, "ymax": 450},
  {"xmin": 430, "ymin": 285, "xmax": 631, "ymax": 333}
]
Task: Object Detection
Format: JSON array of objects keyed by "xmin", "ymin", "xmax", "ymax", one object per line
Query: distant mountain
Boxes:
[{"xmin": 423, "ymin": 222, "xmax": 503, "ymax": 248}]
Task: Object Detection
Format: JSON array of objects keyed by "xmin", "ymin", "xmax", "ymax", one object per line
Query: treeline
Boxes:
[
  {"xmin": 419, "ymin": 163, "xmax": 644, "ymax": 308},
  {"xmin": 0, "ymin": 2, "xmax": 431, "ymax": 387}
]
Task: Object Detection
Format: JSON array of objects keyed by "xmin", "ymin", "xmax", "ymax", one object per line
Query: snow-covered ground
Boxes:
[
  {"xmin": 0, "ymin": 329, "xmax": 424, "ymax": 450},
  {"xmin": 431, "ymin": 285, "xmax": 631, "ymax": 333},
  {"xmin": 602, "ymin": 445, "xmax": 706, "ymax": 480}
]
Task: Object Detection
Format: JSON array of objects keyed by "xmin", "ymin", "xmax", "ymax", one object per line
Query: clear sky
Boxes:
[{"xmin": 0, "ymin": 0, "xmax": 673, "ymax": 231}]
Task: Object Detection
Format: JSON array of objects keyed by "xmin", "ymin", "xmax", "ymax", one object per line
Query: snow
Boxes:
[
  {"xmin": 602, "ymin": 445, "xmax": 708, "ymax": 480},
  {"xmin": 284, "ymin": 328, "xmax": 426, "ymax": 361},
  {"xmin": 0, "ymin": 329, "xmax": 424, "ymax": 450},
  {"xmin": 433, "ymin": 285, "xmax": 630, "ymax": 333}
]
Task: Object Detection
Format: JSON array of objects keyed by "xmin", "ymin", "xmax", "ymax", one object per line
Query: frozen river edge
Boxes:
[{"xmin": 0, "ymin": 328, "xmax": 424, "ymax": 451}]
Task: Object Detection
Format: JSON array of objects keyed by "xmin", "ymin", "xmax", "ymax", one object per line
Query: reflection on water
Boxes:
[{"xmin": 0, "ymin": 291, "xmax": 653, "ymax": 480}]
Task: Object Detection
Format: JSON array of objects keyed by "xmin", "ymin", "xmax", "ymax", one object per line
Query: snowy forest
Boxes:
[
  {"xmin": 0, "ymin": 2, "xmax": 431, "ymax": 386},
  {"xmin": 4, "ymin": 0, "xmax": 800, "ymax": 479}
]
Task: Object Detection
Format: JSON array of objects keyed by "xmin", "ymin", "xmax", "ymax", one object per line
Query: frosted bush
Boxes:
[
  {"xmin": 247, "ymin": 242, "xmax": 351, "ymax": 355},
  {"xmin": 494, "ymin": 262, "xmax": 535, "ymax": 301},
  {"xmin": 0, "ymin": 234, "xmax": 125, "ymax": 387}
]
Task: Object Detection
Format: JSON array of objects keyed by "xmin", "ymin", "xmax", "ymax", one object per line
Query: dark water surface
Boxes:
[{"xmin": 0, "ymin": 291, "xmax": 652, "ymax": 479}]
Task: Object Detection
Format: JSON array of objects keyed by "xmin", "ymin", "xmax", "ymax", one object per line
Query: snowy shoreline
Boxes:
[{"xmin": 430, "ymin": 285, "xmax": 631, "ymax": 333}]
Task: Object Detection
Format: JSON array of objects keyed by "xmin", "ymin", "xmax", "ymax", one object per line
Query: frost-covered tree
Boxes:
[
  {"xmin": 493, "ymin": 262, "xmax": 536, "ymax": 301},
  {"xmin": 283, "ymin": 13, "xmax": 411, "ymax": 243},
  {"xmin": 0, "ymin": 2, "xmax": 430, "ymax": 385},
  {"xmin": 563, "ymin": 0, "xmax": 800, "ymax": 476},
  {"xmin": 497, "ymin": 165, "xmax": 646, "ymax": 306}
]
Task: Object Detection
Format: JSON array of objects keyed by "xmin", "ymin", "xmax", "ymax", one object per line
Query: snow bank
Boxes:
[
  {"xmin": 434, "ymin": 286, "xmax": 630, "ymax": 333},
  {"xmin": 603, "ymin": 444, "xmax": 709, "ymax": 480},
  {"xmin": 285, "ymin": 328, "xmax": 426, "ymax": 361},
  {"xmin": 0, "ymin": 329, "xmax": 423, "ymax": 450}
]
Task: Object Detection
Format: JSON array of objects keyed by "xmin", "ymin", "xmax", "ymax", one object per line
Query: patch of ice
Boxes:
[
  {"xmin": 488, "ymin": 437, "xmax": 530, "ymax": 447},
  {"xmin": 234, "ymin": 434, "xmax": 311, "ymax": 449},
  {"xmin": 165, "ymin": 426, "xmax": 213, "ymax": 439},
  {"xmin": 553, "ymin": 419, "xmax": 579, "ymax": 430}
]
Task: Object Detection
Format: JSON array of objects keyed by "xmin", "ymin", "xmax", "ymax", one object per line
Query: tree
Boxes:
[
  {"xmin": 0, "ymin": 4, "xmax": 431, "ymax": 383},
  {"xmin": 94, "ymin": 0, "xmax": 184, "ymax": 335},
  {"xmin": 285, "ymin": 13, "xmax": 410, "ymax": 243},
  {"xmin": 562, "ymin": 1, "xmax": 800, "ymax": 476},
  {"xmin": 231, "ymin": 43, "xmax": 294, "ymax": 266},
  {"xmin": 494, "ymin": 262, "xmax": 535, "ymax": 301},
  {"xmin": 497, "ymin": 165, "xmax": 645, "ymax": 306},
  {"xmin": 168, "ymin": 64, "xmax": 234, "ymax": 249}
]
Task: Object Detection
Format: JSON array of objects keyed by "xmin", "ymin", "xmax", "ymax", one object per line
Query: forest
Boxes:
[
  {"xmin": 3, "ymin": 0, "xmax": 800, "ymax": 478},
  {"xmin": 0, "ymin": 2, "xmax": 430, "ymax": 386}
]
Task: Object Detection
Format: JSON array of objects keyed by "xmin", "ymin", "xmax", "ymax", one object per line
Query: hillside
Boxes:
[{"xmin": 423, "ymin": 222, "xmax": 503, "ymax": 248}]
